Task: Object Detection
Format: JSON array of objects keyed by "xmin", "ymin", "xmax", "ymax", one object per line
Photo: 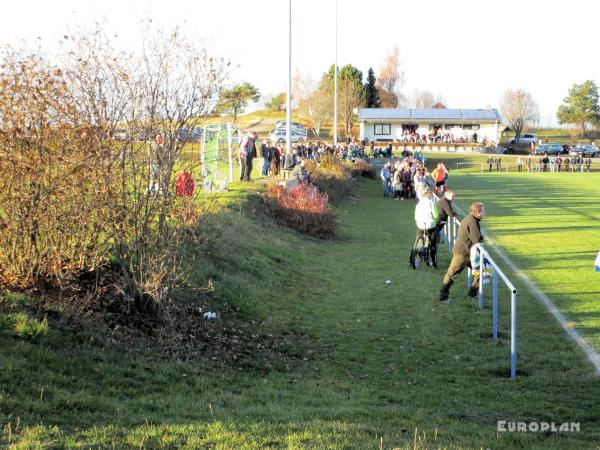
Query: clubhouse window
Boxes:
[
  {"xmin": 463, "ymin": 124, "xmax": 480, "ymax": 130},
  {"xmin": 374, "ymin": 123, "xmax": 391, "ymax": 135}
]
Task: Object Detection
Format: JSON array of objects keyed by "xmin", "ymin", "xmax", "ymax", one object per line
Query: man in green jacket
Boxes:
[{"xmin": 438, "ymin": 202, "xmax": 485, "ymax": 304}]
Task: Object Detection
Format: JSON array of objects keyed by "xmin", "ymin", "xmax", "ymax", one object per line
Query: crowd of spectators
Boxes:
[
  {"xmin": 394, "ymin": 130, "xmax": 485, "ymax": 145},
  {"xmin": 379, "ymin": 155, "xmax": 449, "ymax": 202},
  {"xmin": 245, "ymin": 136, "xmax": 369, "ymax": 183},
  {"xmin": 487, "ymin": 154, "xmax": 594, "ymax": 173}
]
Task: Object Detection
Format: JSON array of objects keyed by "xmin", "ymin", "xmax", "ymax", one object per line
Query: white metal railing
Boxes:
[{"xmin": 442, "ymin": 214, "xmax": 519, "ymax": 378}]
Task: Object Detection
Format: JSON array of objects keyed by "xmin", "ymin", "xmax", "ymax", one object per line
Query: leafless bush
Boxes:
[{"xmin": 0, "ymin": 24, "xmax": 230, "ymax": 321}]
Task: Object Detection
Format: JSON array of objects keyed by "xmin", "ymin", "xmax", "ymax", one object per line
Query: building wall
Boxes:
[{"xmin": 360, "ymin": 121, "xmax": 500, "ymax": 143}]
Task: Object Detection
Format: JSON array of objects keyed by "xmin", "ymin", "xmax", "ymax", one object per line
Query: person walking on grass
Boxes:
[{"xmin": 438, "ymin": 202, "xmax": 485, "ymax": 304}]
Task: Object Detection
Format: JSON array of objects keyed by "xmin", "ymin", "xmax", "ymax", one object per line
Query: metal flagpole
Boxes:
[
  {"xmin": 286, "ymin": 0, "xmax": 292, "ymax": 156},
  {"xmin": 333, "ymin": 0, "xmax": 338, "ymax": 148},
  {"xmin": 227, "ymin": 123, "xmax": 233, "ymax": 182}
]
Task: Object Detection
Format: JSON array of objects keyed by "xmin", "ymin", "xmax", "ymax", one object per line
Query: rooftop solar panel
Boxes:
[{"xmin": 358, "ymin": 108, "xmax": 501, "ymax": 122}]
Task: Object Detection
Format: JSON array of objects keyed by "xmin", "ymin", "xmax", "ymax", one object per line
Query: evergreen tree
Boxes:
[
  {"xmin": 556, "ymin": 80, "xmax": 600, "ymax": 137},
  {"xmin": 216, "ymin": 82, "xmax": 260, "ymax": 123},
  {"xmin": 364, "ymin": 67, "xmax": 380, "ymax": 108}
]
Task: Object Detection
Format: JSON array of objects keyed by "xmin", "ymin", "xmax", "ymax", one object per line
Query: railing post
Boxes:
[
  {"xmin": 511, "ymin": 291, "xmax": 517, "ymax": 378},
  {"xmin": 453, "ymin": 218, "xmax": 457, "ymax": 249},
  {"xmin": 493, "ymin": 269, "xmax": 498, "ymax": 340},
  {"xmin": 467, "ymin": 267, "xmax": 472, "ymax": 290},
  {"xmin": 478, "ymin": 246, "xmax": 484, "ymax": 309}
]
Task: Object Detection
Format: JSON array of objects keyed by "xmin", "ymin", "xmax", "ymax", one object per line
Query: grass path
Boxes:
[{"xmin": 2, "ymin": 179, "xmax": 600, "ymax": 449}]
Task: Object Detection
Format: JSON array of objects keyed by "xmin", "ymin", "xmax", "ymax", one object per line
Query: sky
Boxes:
[{"xmin": 1, "ymin": 0, "xmax": 598, "ymax": 126}]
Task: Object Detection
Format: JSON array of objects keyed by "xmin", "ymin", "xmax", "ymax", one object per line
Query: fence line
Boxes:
[{"xmin": 442, "ymin": 212, "xmax": 519, "ymax": 378}]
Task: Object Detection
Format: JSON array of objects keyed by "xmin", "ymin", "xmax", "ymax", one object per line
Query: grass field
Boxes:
[
  {"xmin": 1, "ymin": 168, "xmax": 600, "ymax": 449},
  {"xmin": 428, "ymin": 153, "xmax": 600, "ymax": 352}
]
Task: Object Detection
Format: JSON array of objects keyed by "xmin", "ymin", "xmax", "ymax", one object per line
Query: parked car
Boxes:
[
  {"xmin": 274, "ymin": 120, "xmax": 305, "ymax": 130},
  {"xmin": 509, "ymin": 133, "xmax": 538, "ymax": 145},
  {"xmin": 269, "ymin": 127, "xmax": 306, "ymax": 144},
  {"xmin": 271, "ymin": 125, "xmax": 306, "ymax": 138},
  {"xmin": 112, "ymin": 128, "xmax": 129, "ymax": 140},
  {"xmin": 534, "ymin": 142, "xmax": 565, "ymax": 155},
  {"xmin": 569, "ymin": 143, "xmax": 597, "ymax": 158},
  {"xmin": 176, "ymin": 127, "xmax": 203, "ymax": 142}
]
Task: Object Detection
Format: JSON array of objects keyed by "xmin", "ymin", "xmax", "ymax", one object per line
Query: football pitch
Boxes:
[{"xmin": 432, "ymin": 153, "xmax": 600, "ymax": 354}]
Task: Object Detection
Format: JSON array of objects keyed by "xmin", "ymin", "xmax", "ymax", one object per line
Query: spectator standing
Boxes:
[
  {"xmin": 436, "ymin": 190, "xmax": 457, "ymax": 243},
  {"xmin": 148, "ymin": 132, "xmax": 166, "ymax": 194},
  {"xmin": 542, "ymin": 153, "xmax": 549, "ymax": 172},
  {"xmin": 260, "ymin": 138, "xmax": 272, "ymax": 176},
  {"xmin": 487, "ymin": 156, "xmax": 493, "ymax": 172},
  {"xmin": 431, "ymin": 163, "xmax": 447, "ymax": 194},
  {"xmin": 438, "ymin": 202, "xmax": 486, "ymax": 304},
  {"xmin": 516, "ymin": 156, "xmax": 523, "ymax": 172},
  {"xmin": 380, "ymin": 162, "xmax": 392, "ymax": 197},
  {"xmin": 238, "ymin": 131, "xmax": 257, "ymax": 182},
  {"xmin": 495, "ymin": 156, "xmax": 502, "ymax": 172},
  {"xmin": 271, "ymin": 144, "xmax": 282, "ymax": 177}
]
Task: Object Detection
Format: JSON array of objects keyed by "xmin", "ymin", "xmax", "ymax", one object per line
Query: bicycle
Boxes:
[{"xmin": 410, "ymin": 228, "xmax": 437, "ymax": 270}]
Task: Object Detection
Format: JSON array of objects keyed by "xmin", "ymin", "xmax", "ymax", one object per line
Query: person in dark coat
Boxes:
[
  {"xmin": 438, "ymin": 202, "xmax": 485, "ymax": 304},
  {"xmin": 436, "ymin": 190, "xmax": 457, "ymax": 242},
  {"xmin": 271, "ymin": 144, "xmax": 282, "ymax": 177},
  {"xmin": 260, "ymin": 138, "xmax": 272, "ymax": 176}
]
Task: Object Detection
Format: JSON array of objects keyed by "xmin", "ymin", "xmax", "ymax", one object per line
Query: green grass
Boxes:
[
  {"xmin": 438, "ymin": 161, "xmax": 600, "ymax": 352},
  {"xmin": 1, "ymin": 177, "xmax": 600, "ymax": 449}
]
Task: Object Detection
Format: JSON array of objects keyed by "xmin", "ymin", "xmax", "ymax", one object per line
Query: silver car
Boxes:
[
  {"xmin": 509, "ymin": 133, "xmax": 538, "ymax": 145},
  {"xmin": 569, "ymin": 143, "xmax": 597, "ymax": 158},
  {"xmin": 269, "ymin": 128, "xmax": 306, "ymax": 144}
]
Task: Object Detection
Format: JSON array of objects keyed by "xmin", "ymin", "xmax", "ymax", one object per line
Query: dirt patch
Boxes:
[{"xmin": 2, "ymin": 271, "xmax": 307, "ymax": 373}]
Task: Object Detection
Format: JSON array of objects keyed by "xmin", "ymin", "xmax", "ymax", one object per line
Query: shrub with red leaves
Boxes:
[{"xmin": 264, "ymin": 183, "xmax": 336, "ymax": 238}]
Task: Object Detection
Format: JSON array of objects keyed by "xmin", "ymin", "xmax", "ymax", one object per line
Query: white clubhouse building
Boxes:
[{"xmin": 358, "ymin": 108, "xmax": 502, "ymax": 143}]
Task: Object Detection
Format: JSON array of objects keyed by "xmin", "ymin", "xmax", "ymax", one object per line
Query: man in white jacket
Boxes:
[{"xmin": 412, "ymin": 188, "xmax": 439, "ymax": 268}]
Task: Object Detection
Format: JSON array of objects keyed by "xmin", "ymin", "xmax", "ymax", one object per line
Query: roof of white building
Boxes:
[{"xmin": 358, "ymin": 108, "xmax": 502, "ymax": 122}]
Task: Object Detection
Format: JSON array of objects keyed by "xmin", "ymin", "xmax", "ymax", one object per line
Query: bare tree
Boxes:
[
  {"xmin": 0, "ymin": 48, "xmax": 118, "ymax": 283},
  {"xmin": 339, "ymin": 75, "xmax": 364, "ymax": 137},
  {"xmin": 61, "ymin": 24, "xmax": 229, "ymax": 318},
  {"xmin": 376, "ymin": 46, "xmax": 404, "ymax": 108},
  {"xmin": 499, "ymin": 89, "xmax": 539, "ymax": 140},
  {"xmin": 291, "ymin": 68, "xmax": 316, "ymax": 109},
  {"xmin": 299, "ymin": 86, "xmax": 331, "ymax": 137},
  {"xmin": 409, "ymin": 90, "xmax": 446, "ymax": 109}
]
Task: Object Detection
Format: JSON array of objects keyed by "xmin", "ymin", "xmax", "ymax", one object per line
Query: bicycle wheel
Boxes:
[{"xmin": 411, "ymin": 236, "xmax": 425, "ymax": 270}]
